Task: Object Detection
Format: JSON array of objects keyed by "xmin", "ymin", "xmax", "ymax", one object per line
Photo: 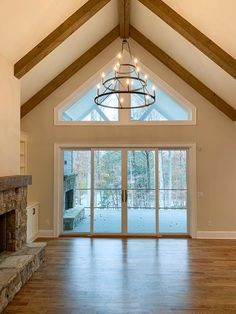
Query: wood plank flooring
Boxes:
[{"xmin": 3, "ymin": 238, "xmax": 236, "ymax": 314}]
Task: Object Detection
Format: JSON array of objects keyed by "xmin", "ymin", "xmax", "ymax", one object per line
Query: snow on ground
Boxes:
[{"xmin": 64, "ymin": 208, "xmax": 187, "ymax": 234}]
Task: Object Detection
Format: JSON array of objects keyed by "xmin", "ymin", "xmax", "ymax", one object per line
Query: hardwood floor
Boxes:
[{"xmin": 3, "ymin": 238, "xmax": 236, "ymax": 314}]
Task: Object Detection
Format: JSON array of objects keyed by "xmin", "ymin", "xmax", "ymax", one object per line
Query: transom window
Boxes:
[{"xmin": 56, "ymin": 63, "xmax": 196, "ymax": 125}]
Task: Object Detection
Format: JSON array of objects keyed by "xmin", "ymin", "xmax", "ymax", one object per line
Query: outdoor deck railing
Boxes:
[{"xmin": 74, "ymin": 188, "xmax": 187, "ymax": 210}]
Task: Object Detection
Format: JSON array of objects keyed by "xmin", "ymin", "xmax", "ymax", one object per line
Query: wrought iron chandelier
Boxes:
[{"xmin": 94, "ymin": 39, "xmax": 156, "ymax": 109}]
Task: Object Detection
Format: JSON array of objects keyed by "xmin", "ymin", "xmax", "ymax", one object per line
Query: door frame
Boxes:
[{"xmin": 54, "ymin": 143, "xmax": 197, "ymax": 238}]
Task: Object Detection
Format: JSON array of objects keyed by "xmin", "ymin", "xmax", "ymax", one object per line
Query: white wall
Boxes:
[
  {"xmin": 21, "ymin": 40, "xmax": 236, "ymax": 233},
  {"xmin": 0, "ymin": 54, "xmax": 20, "ymax": 176}
]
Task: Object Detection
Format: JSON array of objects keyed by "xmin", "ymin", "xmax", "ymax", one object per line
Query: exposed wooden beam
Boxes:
[
  {"xmin": 21, "ymin": 26, "xmax": 119, "ymax": 118},
  {"xmin": 130, "ymin": 26, "xmax": 236, "ymax": 121},
  {"xmin": 119, "ymin": 0, "xmax": 130, "ymax": 38},
  {"xmin": 138, "ymin": 0, "xmax": 236, "ymax": 79},
  {"xmin": 14, "ymin": 0, "xmax": 111, "ymax": 78}
]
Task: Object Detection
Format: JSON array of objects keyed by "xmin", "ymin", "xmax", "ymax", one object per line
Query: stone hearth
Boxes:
[
  {"xmin": 0, "ymin": 175, "xmax": 46, "ymax": 312},
  {"xmin": 0, "ymin": 242, "xmax": 46, "ymax": 312}
]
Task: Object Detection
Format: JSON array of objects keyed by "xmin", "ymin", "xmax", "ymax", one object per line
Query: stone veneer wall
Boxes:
[
  {"xmin": 0, "ymin": 187, "xmax": 27, "ymax": 251},
  {"xmin": 0, "ymin": 175, "xmax": 32, "ymax": 251},
  {"xmin": 64, "ymin": 174, "xmax": 76, "ymax": 209}
]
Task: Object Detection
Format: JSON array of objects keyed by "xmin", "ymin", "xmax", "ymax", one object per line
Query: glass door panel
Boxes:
[
  {"xmin": 63, "ymin": 150, "xmax": 91, "ymax": 233},
  {"xmin": 94, "ymin": 150, "xmax": 122, "ymax": 233},
  {"xmin": 127, "ymin": 150, "xmax": 156, "ymax": 233},
  {"xmin": 158, "ymin": 149, "xmax": 187, "ymax": 233}
]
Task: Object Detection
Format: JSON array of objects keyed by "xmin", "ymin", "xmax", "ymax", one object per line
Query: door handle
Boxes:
[
  {"xmin": 121, "ymin": 190, "xmax": 125, "ymax": 202},
  {"xmin": 122, "ymin": 190, "xmax": 128, "ymax": 202}
]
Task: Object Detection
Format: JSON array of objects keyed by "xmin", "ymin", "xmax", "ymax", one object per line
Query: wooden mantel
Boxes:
[{"xmin": 0, "ymin": 175, "xmax": 32, "ymax": 192}]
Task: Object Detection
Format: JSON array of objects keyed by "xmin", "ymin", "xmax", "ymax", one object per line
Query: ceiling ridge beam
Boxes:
[
  {"xmin": 21, "ymin": 26, "xmax": 119, "ymax": 118},
  {"xmin": 130, "ymin": 26, "xmax": 236, "ymax": 121},
  {"xmin": 138, "ymin": 0, "xmax": 236, "ymax": 79},
  {"xmin": 119, "ymin": 0, "xmax": 130, "ymax": 38},
  {"xmin": 14, "ymin": 0, "xmax": 111, "ymax": 78}
]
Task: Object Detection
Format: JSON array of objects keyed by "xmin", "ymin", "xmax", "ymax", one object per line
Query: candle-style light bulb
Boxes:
[
  {"xmin": 120, "ymin": 97, "xmax": 124, "ymax": 103},
  {"xmin": 126, "ymin": 79, "xmax": 130, "ymax": 91},
  {"xmin": 114, "ymin": 65, "xmax": 117, "ymax": 71},
  {"xmin": 153, "ymin": 86, "xmax": 156, "ymax": 96},
  {"xmin": 136, "ymin": 66, "xmax": 140, "ymax": 78},
  {"xmin": 101, "ymin": 72, "xmax": 105, "ymax": 83},
  {"xmin": 144, "ymin": 74, "xmax": 148, "ymax": 80},
  {"xmin": 96, "ymin": 84, "xmax": 100, "ymax": 95},
  {"xmin": 117, "ymin": 53, "xmax": 122, "ymax": 59},
  {"xmin": 134, "ymin": 58, "xmax": 138, "ymax": 64},
  {"xmin": 116, "ymin": 62, "xmax": 120, "ymax": 67}
]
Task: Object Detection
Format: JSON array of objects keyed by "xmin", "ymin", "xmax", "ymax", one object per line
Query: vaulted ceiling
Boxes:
[{"xmin": 0, "ymin": 0, "xmax": 235, "ymax": 120}]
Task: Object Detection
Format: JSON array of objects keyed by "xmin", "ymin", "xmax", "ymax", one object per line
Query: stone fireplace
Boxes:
[
  {"xmin": 64, "ymin": 174, "xmax": 76, "ymax": 210},
  {"xmin": 0, "ymin": 175, "xmax": 46, "ymax": 312},
  {"xmin": 0, "ymin": 175, "xmax": 31, "ymax": 252}
]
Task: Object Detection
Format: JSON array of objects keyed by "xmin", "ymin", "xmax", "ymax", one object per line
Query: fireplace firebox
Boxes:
[
  {"xmin": 0, "ymin": 213, "xmax": 7, "ymax": 253},
  {"xmin": 65, "ymin": 189, "xmax": 74, "ymax": 210}
]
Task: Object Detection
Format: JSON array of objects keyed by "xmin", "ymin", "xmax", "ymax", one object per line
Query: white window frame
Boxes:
[{"xmin": 54, "ymin": 58, "xmax": 196, "ymax": 126}]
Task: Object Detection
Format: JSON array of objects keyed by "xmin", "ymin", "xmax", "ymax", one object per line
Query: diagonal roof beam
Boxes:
[
  {"xmin": 14, "ymin": 0, "xmax": 111, "ymax": 78},
  {"xmin": 138, "ymin": 0, "xmax": 236, "ymax": 79},
  {"xmin": 130, "ymin": 26, "xmax": 236, "ymax": 121},
  {"xmin": 21, "ymin": 26, "xmax": 119, "ymax": 118},
  {"xmin": 119, "ymin": 0, "xmax": 130, "ymax": 38}
]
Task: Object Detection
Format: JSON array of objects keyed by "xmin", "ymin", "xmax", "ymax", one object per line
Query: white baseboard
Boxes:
[
  {"xmin": 37, "ymin": 230, "xmax": 55, "ymax": 238},
  {"xmin": 34, "ymin": 230, "xmax": 236, "ymax": 240},
  {"xmin": 27, "ymin": 232, "xmax": 38, "ymax": 243},
  {"xmin": 197, "ymin": 231, "xmax": 236, "ymax": 239}
]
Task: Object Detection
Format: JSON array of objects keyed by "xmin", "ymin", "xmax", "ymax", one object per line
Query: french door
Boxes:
[
  {"xmin": 126, "ymin": 150, "xmax": 156, "ymax": 234},
  {"xmin": 94, "ymin": 150, "xmax": 122, "ymax": 233},
  {"xmin": 62, "ymin": 148, "xmax": 188, "ymax": 236}
]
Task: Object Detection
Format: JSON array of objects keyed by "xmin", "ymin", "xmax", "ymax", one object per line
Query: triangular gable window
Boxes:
[{"xmin": 56, "ymin": 61, "xmax": 196, "ymax": 125}]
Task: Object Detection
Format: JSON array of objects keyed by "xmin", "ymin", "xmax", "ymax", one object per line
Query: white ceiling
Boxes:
[
  {"xmin": 20, "ymin": 0, "xmax": 119, "ymax": 103},
  {"xmin": 162, "ymin": 0, "xmax": 236, "ymax": 58},
  {"xmin": 0, "ymin": 0, "xmax": 87, "ymax": 63},
  {"xmin": 130, "ymin": 0, "xmax": 236, "ymax": 109},
  {"xmin": 0, "ymin": 0, "xmax": 235, "ymax": 109}
]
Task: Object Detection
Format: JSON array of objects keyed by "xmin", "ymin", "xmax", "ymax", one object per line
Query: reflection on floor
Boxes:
[
  {"xmin": 64, "ymin": 208, "xmax": 187, "ymax": 233},
  {"xmin": 5, "ymin": 238, "xmax": 236, "ymax": 313}
]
